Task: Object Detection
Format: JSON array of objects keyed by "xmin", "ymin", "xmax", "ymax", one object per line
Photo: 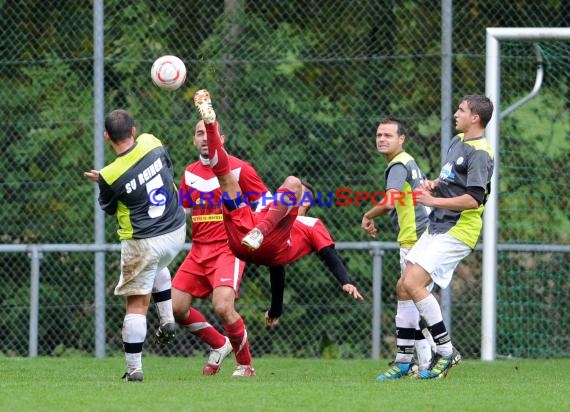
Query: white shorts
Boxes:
[
  {"xmin": 404, "ymin": 232, "xmax": 472, "ymax": 289},
  {"xmin": 115, "ymin": 224, "xmax": 186, "ymax": 296}
]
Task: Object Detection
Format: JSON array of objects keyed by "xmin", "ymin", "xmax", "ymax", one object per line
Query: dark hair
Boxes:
[
  {"xmin": 462, "ymin": 95, "xmax": 494, "ymax": 128},
  {"xmin": 378, "ymin": 116, "xmax": 407, "ymax": 137},
  {"xmin": 300, "ymin": 179, "xmax": 316, "ymax": 213},
  {"xmin": 105, "ymin": 109, "xmax": 134, "ymax": 142},
  {"xmin": 301, "ymin": 179, "xmax": 315, "ymax": 199}
]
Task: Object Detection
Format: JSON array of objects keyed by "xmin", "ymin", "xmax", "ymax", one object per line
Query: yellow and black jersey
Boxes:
[
  {"xmin": 385, "ymin": 151, "xmax": 429, "ymax": 248},
  {"xmin": 98, "ymin": 133, "xmax": 185, "ymax": 240}
]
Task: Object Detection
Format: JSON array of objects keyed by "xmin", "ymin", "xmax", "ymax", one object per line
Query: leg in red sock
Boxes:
[
  {"xmin": 223, "ymin": 317, "xmax": 252, "ymax": 366},
  {"xmin": 205, "ymin": 121, "xmax": 231, "ymax": 176},
  {"xmin": 180, "ymin": 307, "xmax": 226, "ymax": 348},
  {"xmin": 180, "ymin": 307, "xmax": 233, "ymax": 376},
  {"xmin": 194, "ymin": 90, "xmax": 242, "ymax": 200}
]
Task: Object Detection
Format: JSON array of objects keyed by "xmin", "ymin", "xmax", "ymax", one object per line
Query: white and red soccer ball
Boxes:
[{"xmin": 150, "ymin": 55, "xmax": 187, "ymax": 91}]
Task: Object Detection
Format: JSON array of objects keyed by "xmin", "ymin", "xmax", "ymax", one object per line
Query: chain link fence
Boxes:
[{"xmin": 1, "ymin": 1, "xmax": 568, "ymax": 359}]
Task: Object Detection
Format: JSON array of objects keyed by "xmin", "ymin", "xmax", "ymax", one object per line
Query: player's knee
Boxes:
[
  {"xmin": 401, "ymin": 265, "xmax": 430, "ymax": 297},
  {"xmin": 395, "ymin": 278, "xmax": 407, "ymax": 298},
  {"xmin": 400, "ymin": 268, "xmax": 415, "ymax": 289},
  {"xmin": 280, "ymin": 176, "xmax": 301, "ymax": 192},
  {"xmin": 172, "ymin": 299, "xmax": 190, "ymax": 323},
  {"xmin": 172, "ymin": 304, "xmax": 188, "ymax": 323},
  {"xmin": 278, "ymin": 176, "xmax": 302, "ymax": 201},
  {"xmin": 212, "ymin": 299, "xmax": 233, "ymax": 319}
]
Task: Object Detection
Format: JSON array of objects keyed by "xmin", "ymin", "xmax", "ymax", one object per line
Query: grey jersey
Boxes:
[
  {"xmin": 429, "ymin": 134, "xmax": 494, "ymax": 248},
  {"xmin": 385, "ymin": 151, "xmax": 429, "ymax": 248},
  {"xmin": 98, "ymin": 133, "xmax": 186, "ymax": 240}
]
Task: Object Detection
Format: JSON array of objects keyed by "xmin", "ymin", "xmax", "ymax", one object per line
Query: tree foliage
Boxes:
[{"xmin": 0, "ymin": 0, "xmax": 568, "ymax": 357}]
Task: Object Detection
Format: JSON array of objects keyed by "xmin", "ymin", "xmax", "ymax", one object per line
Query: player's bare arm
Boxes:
[
  {"xmin": 342, "ymin": 283, "xmax": 364, "ymax": 300},
  {"xmin": 361, "ymin": 190, "xmax": 397, "ymax": 238},
  {"xmin": 417, "ymin": 190, "xmax": 479, "ymax": 211},
  {"xmin": 84, "ymin": 169, "xmax": 100, "ymax": 183},
  {"xmin": 361, "ymin": 214, "xmax": 378, "ymax": 238}
]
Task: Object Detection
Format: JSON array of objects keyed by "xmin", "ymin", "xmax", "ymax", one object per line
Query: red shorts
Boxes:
[
  {"xmin": 172, "ymin": 242, "xmax": 246, "ymax": 299},
  {"xmin": 223, "ymin": 206, "xmax": 298, "ymax": 266}
]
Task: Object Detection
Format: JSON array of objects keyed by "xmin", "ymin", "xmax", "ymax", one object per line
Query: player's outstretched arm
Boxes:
[
  {"xmin": 362, "ymin": 197, "xmax": 396, "ymax": 238},
  {"xmin": 317, "ymin": 246, "xmax": 364, "ymax": 300},
  {"xmin": 265, "ymin": 266, "xmax": 286, "ymax": 327},
  {"xmin": 84, "ymin": 169, "xmax": 100, "ymax": 183},
  {"xmin": 342, "ymin": 284, "xmax": 364, "ymax": 300},
  {"xmin": 361, "ymin": 214, "xmax": 378, "ymax": 238}
]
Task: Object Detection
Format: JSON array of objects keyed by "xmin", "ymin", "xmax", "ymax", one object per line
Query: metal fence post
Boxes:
[
  {"xmin": 371, "ymin": 245, "xmax": 384, "ymax": 360},
  {"xmin": 28, "ymin": 246, "xmax": 41, "ymax": 357},
  {"xmin": 93, "ymin": 0, "xmax": 106, "ymax": 359},
  {"xmin": 439, "ymin": 0, "xmax": 454, "ymax": 337}
]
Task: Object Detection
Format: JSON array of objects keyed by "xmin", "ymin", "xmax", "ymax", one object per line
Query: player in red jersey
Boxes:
[
  {"xmin": 193, "ymin": 89, "xmax": 363, "ymax": 323},
  {"xmin": 192, "ymin": 90, "xmax": 309, "ymax": 267},
  {"xmin": 264, "ymin": 181, "xmax": 364, "ymax": 327},
  {"xmin": 169, "ymin": 119, "xmax": 270, "ymax": 377}
]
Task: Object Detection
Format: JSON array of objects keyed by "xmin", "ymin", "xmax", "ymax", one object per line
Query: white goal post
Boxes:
[{"xmin": 482, "ymin": 27, "xmax": 570, "ymax": 361}]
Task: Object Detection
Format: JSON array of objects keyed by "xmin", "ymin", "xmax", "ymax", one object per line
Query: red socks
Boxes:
[
  {"xmin": 205, "ymin": 122, "xmax": 231, "ymax": 175},
  {"xmin": 181, "ymin": 307, "xmax": 227, "ymax": 349},
  {"xmin": 223, "ymin": 317, "xmax": 252, "ymax": 366}
]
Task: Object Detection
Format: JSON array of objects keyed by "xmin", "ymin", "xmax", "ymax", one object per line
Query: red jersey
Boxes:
[
  {"xmin": 223, "ymin": 206, "xmax": 298, "ymax": 266},
  {"xmin": 223, "ymin": 209, "xmax": 334, "ymax": 267},
  {"xmin": 179, "ymin": 155, "xmax": 268, "ymax": 245},
  {"xmin": 285, "ymin": 216, "xmax": 334, "ymax": 264}
]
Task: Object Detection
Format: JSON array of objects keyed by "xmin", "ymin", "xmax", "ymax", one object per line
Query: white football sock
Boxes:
[
  {"xmin": 123, "ymin": 313, "xmax": 147, "ymax": 372},
  {"xmin": 152, "ymin": 267, "xmax": 175, "ymax": 325}
]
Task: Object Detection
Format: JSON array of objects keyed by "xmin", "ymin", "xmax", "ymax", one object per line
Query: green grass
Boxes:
[{"xmin": 1, "ymin": 357, "xmax": 569, "ymax": 412}]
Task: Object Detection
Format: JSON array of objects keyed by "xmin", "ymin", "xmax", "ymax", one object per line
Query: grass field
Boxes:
[{"xmin": 1, "ymin": 356, "xmax": 568, "ymax": 412}]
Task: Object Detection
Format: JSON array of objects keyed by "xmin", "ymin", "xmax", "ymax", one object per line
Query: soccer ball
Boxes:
[{"xmin": 150, "ymin": 55, "xmax": 187, "ymax": 91}]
